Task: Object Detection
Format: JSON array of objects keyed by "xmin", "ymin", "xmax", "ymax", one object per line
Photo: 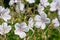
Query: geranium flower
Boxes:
[
  {"xmin": 50, "ymin": 0, "xmax": 60, "ymax": 20},
  {"xmin": 52, "ymin": 18, "xmax": 60, "ymax": 28},
  {"xmin": 14, "ymin": 22, "xmax": 29, "ymax": 38},
  {"xmin": 26, "ymin": 0, "xmax": 35, "ymax": 3},
  {"xmin": 34, "ymin": 14, "xmax": 50, "ymax": 29},
  {"xmin": 0, "ymin": 6, "xmax": 11, "ymax": 21},
  {"xmin": 40, "ymin": 0, "xmax": 49, "ymax": 7},
  {"xmin": 0, "ymin": 22, "xmax": 11, "ymax": 35}
]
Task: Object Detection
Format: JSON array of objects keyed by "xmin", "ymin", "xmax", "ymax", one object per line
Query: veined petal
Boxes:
[{"xmin": 45, "ymin": 18, "xmax": 50, "ymax": 24}]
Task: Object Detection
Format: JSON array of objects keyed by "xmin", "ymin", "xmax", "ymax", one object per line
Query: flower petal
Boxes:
[
  {"xmin": 28, "ymin": 17, "xmax": 34, "ymax": 28},
  {"xmin": 50, "ymin": 1, "xmax": 57, "ymax": 11},
  {"xmin": 26, "ymin": 0, "xmax": 35, "ymax": 3},
  {"xmin": 14, "ymin": 30, "xmax": 26, "ymax": 38},
  {"xmin": 15, "ymin": 23, "xmax": 21, "ymax": 29},
  {"xmin": 34, "ymin": 15, "xmax": 41, "ymax": 22},
  {"xmin": 45, "ymin": 18, "xmax": 50, "ymax": 24},
  {"xmin": 21, "ymin": 22, "xmax": 29, "ymax": 32},
  {"xmin": 35, "ymin": 22, "xmax": 42, "ymax": 28},
  {"xmin": 9, "ymin": 0, "xmax": 15, "ymax": 6},
  {"xmin": 41, "ymin": 23, "xmax": 46, "ymax": 29},
  {"xmin": 2, "ymin": 14, "xmax": 11, "ymax": 21}
]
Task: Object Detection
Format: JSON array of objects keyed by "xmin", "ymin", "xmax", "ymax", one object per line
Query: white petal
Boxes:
[
  {"xmin": 23, "ymin": 26, "xmax": 29, "ymax": 32},
  {"xmin": 52, "ymin": 18, "xmax": 59, "ymax": 24},
  {"xmin": 41, "ymin": 23, "xmax": 46, "ymax": 29},
  {"xmin": 21, "ymin": 22, "xmax": 29, "ymax": 32},
  {"xmin": 58, "ymin": 10, "xmax": 60, "ymax": 15},
  {"xmin": 26, "ymin": 0, "xmax": 35, "ymax": 3},
  {"xmin": 9, "ymin": 0, "xmax": 15, "ymax": 6},
  {"xmin": 1, "ymin": 22, "xmax": 11, "ymax": 34},
  {"xmin": 4, "ymin": 25, "xmax": 11, "ymax": 34},
  {"xmin": 35, "ymin": 22, "xmax": 42, "ymax": 28},
  {"xmin": 52, "ymin": 18, "xmax": 59, "ymax": 28},
  {"xmin": 50, "ymin": 2, "xmax": 57, "ymax": 11},
  {"xmin": 28, "ymin": 17, "xmax": 34, "ymax": 28},
  {"xmin": 34, "ymin": 15, "xmax": 41, "ymax": 22},
  {"xmin": 4, "ymin": 8, "xmax": 10, "ymax": 15},
  {"xmin": 19, "ymin": 32, "xmax": 26, "ymax": 38},
  {"xmin": 45, "ymin": 18, "xmax": 50, "ymax": 24},
  {"xmin": 38, "ymin": 4, "xmax": 44, "ymax": 11},
  {"xmin": 40, "ymin": 0, "xmax": 49, "ymax": 7},
  {"xmin": 14, "ymin": 0, "xmax": 18, "ymax": 3},
  {"xmin": 15, "ymin": 23, "xmax": 20, "ymax": 29},
  {"xmin": 0, "ymin": 6, "xmax": 4, "ymax": 13},
  {"xmin": 0, "ymin": 25, "xmax": 3, "ymax": 35},
  {"xmin": 2, "ymin": 14, "xmax": 11, "ymax": 21},
  {"xmin": 19, "ymin": 2, "xmax": 24, "ymax": 11},
  {"xmin": 54, "ymin": 23, "xmax": 59, "ymax": 28},
  {"xmin": 40, "ymin": 12, "xmax": 47, "ymax": 18},
  {"xmin": 14, "ymin": 30, "xmax": 26, "ymax": 38}
]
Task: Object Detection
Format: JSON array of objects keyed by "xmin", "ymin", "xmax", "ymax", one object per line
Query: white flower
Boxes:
[
  {"xmin": 34, "ymin": 14, "xmax": 50, "ymax": 29},
  {"xmin": 28, "ymin": 17, "xmax": 34, "ymax": 32},
  {"xmin": 0, "ymin": 6, "xmax": 11, "ymax": 21},
  {"xmin": 50, "ymin": 0, "xmax": 60, "ymax": 20},
  {"xmin": 52, "ymin": 18, "xmax": 59, "ymax": 28},
  {"xmin": 40, "ymin": 0, "xmax": 49, "ymax": 7},
  {"xmin": 26, "ymin": 0, "xmax": 35, "ymax": 3},
  {"xmin": 0, "ymin": 22, "xmax": 11, "ymax": 35},
  {"xmin": 50, "ymin": 1, "xmax": 57, "ymax": 11},
  {"xmin": 50, "ymin": 0, "xmax": 60, "ymax": 11},
  {"xmin": 14, "ymin": 22, "xmax": 29, "ymax": 38}
]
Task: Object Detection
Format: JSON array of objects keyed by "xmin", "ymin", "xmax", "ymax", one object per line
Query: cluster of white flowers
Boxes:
[{"xmin": 0, "ymin": 0, "xmax": 60, "ymax": 39}]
